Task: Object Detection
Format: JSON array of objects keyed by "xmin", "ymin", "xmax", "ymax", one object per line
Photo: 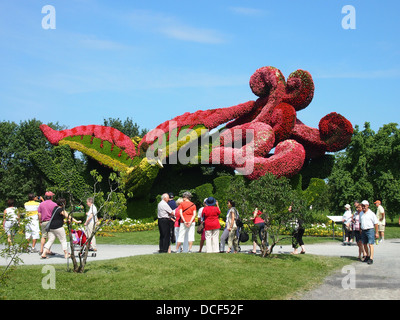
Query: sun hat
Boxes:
[
  {"xmin": 206, "ymin": 197, "xmax": 216, "ymax": 206},
  {"xmin": 344, "ymin": 204, "xmax": 351, "ymax": 209}
]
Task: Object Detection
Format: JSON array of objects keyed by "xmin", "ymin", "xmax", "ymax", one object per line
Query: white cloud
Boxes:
[
  {"xmin": 229, "ymin": 6, "xmax": 266, "ymax": 16},
  {"xmin": 127, "ymin": 9, "xmax": 227, "ymax": 44}
]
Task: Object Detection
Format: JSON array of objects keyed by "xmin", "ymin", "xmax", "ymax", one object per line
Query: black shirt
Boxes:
[{"xmin": 49, "ymin": 207, "xmax": 64, "ymax": 229}]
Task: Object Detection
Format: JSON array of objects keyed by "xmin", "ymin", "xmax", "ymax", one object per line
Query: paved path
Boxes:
[{"xmin": 1, "ymin": 240, "xmax": 399, "ymax": 299}]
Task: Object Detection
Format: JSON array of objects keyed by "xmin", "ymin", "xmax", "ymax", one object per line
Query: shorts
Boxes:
[
  {"xmin": 25, "ymin": 215, "xmax": 40, "ymax": 239},
  {"xmin": 41, "ymin": 221, "xmax": 50, "ymax": 238},
  {"xmin": 4, "ymin": 221, "xmax": 18, "ymax": 236},
  {"xmin": 361, "ymin": 228, "xmax": 375, "ymax": 245},
  {"xmin": 378, "ymin": 224, "xmax": 385, "ymax": 232},
  {"xmin": 354, "ymin": 230, "xmax": 362, "ymax": 242}
]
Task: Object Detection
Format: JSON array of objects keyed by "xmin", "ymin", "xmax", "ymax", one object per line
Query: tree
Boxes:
[
  {"xmin": 227, "ymin": 173, "xmax": 308, "ymax": 256},
  {"xmin": 328, "ymin": 122, "xmax": 400, "ymax": 220},
  {"xmin": 0, "ymin": 119, "xmax": 66, "ymax": 206},
  {"xmin": 68, "ymin": 170, "xmax": 128, "ymax": 273},
  {"xmin": 103, "ymin": 117, "xmax": 148, "ymax": 138}
]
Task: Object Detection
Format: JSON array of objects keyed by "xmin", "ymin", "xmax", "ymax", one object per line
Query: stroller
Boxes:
[{"xmin": 71, "ymin": 228, "xmax": 97, "ymax": 257}]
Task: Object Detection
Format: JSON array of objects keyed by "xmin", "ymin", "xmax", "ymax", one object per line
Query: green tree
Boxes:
[
  {"xmin": 328, "ymin": 122, "xmax": 400, "ymax": 220},
  {"xmin": 0, "ymin": 119, "xmax": 64, "ymax": 206},
  {"xmin": 227, "ymin": 173, "xmax": 308, "ymax": 256},
  {"xmin": 103, "ymin": 117, "xmax": 148, "ymax": 138}
]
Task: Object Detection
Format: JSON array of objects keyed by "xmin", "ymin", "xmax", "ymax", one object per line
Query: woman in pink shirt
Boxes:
[{"xmin": 249, "ymin": 207, "xmax": 266, "ymax": 254}]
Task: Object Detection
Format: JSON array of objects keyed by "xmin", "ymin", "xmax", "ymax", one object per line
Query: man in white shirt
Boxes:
[
  {"xmin": 360, "ymin": 200, "xmax": 379, "ymax": 265},
  {"xmin": 157, "ymin": 193, "xmax": 173, "ymax": 253}
]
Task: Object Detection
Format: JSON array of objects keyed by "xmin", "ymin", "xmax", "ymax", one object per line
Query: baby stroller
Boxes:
[{"xmin": 71, "ymin": 228, "xmax": 97, "ymax": 257}]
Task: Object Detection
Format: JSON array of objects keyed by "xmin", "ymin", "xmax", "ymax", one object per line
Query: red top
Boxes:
[
  {"xmin": 254, "ymin": 210, "xmax": 264, "ymax": 224},
  {"xmin": 179, "ymin": 201, "xmax": 196, "ymax": 224},
  {"xmin": 202, "ymin": 206, "xmax": 221, "ymax": 230}
]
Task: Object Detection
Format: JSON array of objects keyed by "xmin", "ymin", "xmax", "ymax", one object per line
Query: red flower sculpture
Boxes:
[{"xmin": 40, "ymin": 65, "xmax": 353, "ymax": 183}]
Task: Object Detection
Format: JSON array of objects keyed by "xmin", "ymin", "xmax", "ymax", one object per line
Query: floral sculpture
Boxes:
[{"xmin": 39, "ymin": 66, "xmax": 353, "ymax": 196}]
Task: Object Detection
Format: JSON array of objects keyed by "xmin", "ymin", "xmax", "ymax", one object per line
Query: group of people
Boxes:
[
  {"xmin": 157, "ymin": 192, "xmax": 223, "ymax": 254},
  {"xmin": 342, "ymin": 199, "xmax": 386, "ymax": 265},
  {"xmin": 2, "ymin": 191, "xmax": 98, "ymax": 259},
  {"xmin": 157, "ymin": 192, "xmax": 271, "ymax": 254}
]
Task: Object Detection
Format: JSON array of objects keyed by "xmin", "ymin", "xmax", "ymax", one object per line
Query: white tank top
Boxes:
[{"xmin": 5, "ymin": 207, "xmax": 18, "ymax": 222}]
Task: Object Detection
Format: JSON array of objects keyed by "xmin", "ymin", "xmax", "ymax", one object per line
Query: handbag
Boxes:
[
  {"xmin": 197, "ymin": 221, "xmax": 204, "ymax": 234},
  {"xmin": 45, "ymin": 206, "xmax": 59, "ymax": 232},
  {"xmin": 239, "ymin": 230, "xmax": 249, "ymax": 242}
]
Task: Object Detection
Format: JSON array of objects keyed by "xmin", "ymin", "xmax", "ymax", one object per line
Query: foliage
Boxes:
[
  {"xmin": 328, "ymin": 122, "xmax": 400, "ymax": 219},
  {"xmin": 29, "ymin": 145, "xmax": 90, "ymax": 206},
  {"xmin": 68, "ymin": 170, "xmax": 128, "ymax": 273},
  {"xmin": 0, "ymin": 119, "xmax": 67, "ymax": 207},
  {"xmin": 227, "ymin": 173, "xmax": 309, "ymax": 256},
  {"xmin": 103, "ymin": 117, "xmax": 148, "ymax": 138}
]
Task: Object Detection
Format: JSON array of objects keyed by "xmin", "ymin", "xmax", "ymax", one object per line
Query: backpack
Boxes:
[{"xmin": 234, "ymin": 208, "xmax": 243, "ymax": 228}]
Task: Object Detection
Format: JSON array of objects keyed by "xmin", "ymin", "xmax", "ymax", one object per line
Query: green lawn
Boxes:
[
  {"xmin": 1, "ymin": 223, "xmax": 398, "ymax": 300},
  {"xmin": 0, "ymin": 252, "xmax": 350, "ymax": 300}
]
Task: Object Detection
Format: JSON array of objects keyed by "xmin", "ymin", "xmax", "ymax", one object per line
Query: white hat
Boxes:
[
  {"xmin": 344, "ymin": 204, "xmax": 351, "ymax": 209},
  {"xmin": 361, "ymin": 200, "xmax": 369, "ymax": 206}
]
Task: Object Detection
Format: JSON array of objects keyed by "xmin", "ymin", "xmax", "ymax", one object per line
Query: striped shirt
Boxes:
[{"xmin": 24, "ymin": 200, "xmax": 39, "ymax": 217}]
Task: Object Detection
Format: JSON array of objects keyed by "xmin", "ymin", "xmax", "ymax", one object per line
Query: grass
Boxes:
[
  {"xmin": 0, "ymin": 253, "xmax": 350, "ymax": 300},
  {"xmin": 1, "ymin": 222, "xmax": 398, "ymax": 300}
]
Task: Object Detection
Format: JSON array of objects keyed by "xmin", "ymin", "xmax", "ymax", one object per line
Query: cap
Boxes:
[
  {"xmin": 344, "ymin": 204, "xmax": 351, "ymax": 209},
  {"xmin": 361, "ymin": 200, "xmax": 369, "ymax": 206},
  {"xmin": 45, "ymin": 191, "xmax": 55, "ymax": 197},
  {"xmin": 374, "ymin": 200, "xmax": 381, "ymax": 205}
]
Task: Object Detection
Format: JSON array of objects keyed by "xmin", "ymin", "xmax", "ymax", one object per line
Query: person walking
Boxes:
[
  {"xmin": 38, "ymin": 191, "xmax": 57, "ymax": 255},
  {"xmin": 41, "ymin": 198, "xmax": 81, "ymax": 259},
  {"xmin": 24, "ymin": 193, "xmax": 41, "ymax": 252},
  {"xmin": 3, "ymin": 199, "xmax": 19, "ymax": 246},
  {"xmin": 360, "ymin": 200, "xmax": 379, "ymax": 265},
  {"xmin": 249, "ymin": 207, "xmax": 266, "ymax": 254},
  {"xmin": 157, "ymin": 193, "xmax": 173, "ymax": 253},
  {"xmin": 374, "ymin": 200, "xmax": 386, "ymax": 243},
  {"xmin": 176, "ymin": 192, "xmax": 196, "ymax": 253},
  {"xmin": 202, "ymin": 197, "xmax": 221, "ymax": 253},
  {"xmin": 291, "ymin": 206, "xmax": 306, "ymax": 255}
]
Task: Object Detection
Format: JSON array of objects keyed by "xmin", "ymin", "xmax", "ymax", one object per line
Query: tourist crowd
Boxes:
[
  {"xmin": 2, "ymin": 191, "xmax": 97, "ymax": 259},
  {"xmin": 341, "ymin": 199, "xmax": 386, "ymax": 265},
  {"xmin": 157, "ymin": 191, "xmax": 305, "ymax": 255}
]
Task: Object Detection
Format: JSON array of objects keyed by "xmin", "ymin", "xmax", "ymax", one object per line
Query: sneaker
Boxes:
[{"xmin": 367, "ymin": 259, "xmax": 373, "ymax": 265}]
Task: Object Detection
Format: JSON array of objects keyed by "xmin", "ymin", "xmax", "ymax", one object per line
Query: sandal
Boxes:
[{"xmin": 40, "ymin": 255, "xmax": 48, "ymax": 259}]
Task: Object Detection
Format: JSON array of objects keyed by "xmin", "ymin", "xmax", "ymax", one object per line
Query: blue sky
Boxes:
[{"xmin": 0, "ymin": 0, "xmax": 399, "ymax": 134}]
